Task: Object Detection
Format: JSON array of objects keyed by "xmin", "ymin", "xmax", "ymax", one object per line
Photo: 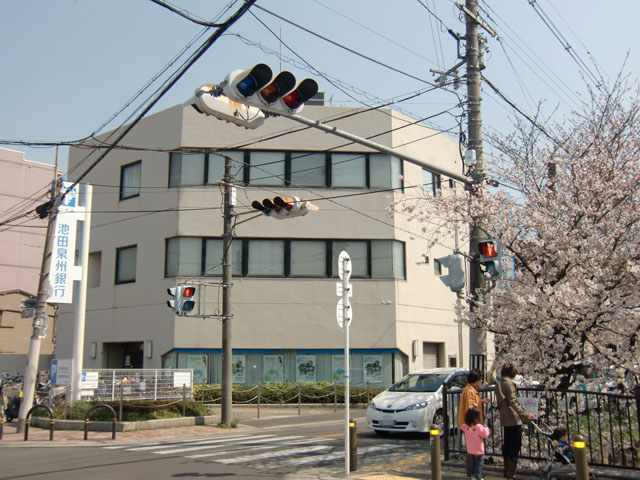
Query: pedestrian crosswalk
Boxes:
[{"xmin": 104, "ymin": 433, "xmax": 404, "ymax": 473}]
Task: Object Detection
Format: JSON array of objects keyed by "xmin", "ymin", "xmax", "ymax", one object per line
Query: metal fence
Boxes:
[
  {"xmin": 80, "ymin": 369, "xmax": 193, "ymax": 401},
  {"xmin": 444, "ymin": 385, "xmax": 640, "ymax": 470}
]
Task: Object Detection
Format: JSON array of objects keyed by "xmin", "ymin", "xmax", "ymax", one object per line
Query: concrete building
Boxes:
[
  {"xmin": 57, "ymin": 101, "xmax": 475, "ymax": 386},
  {"xmin": 0, "ymin": 148, "xmax": 58, "ymax": 372}
]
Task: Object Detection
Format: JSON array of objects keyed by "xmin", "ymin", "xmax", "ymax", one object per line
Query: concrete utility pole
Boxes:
[
  {"xmin": 221, "ymin": 155, "xmax": 234, "ymax": 426},
  {"xmin": 464, "ymin": 0, "xmax": 490, "ymax": 364},
  {"xmin": 17, "ymin": 155, "xmax": 60, "ymax": 433}
]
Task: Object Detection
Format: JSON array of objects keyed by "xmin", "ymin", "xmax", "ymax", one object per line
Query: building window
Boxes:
[
  {"xmin": 290, "ymin": 152, "xmax": 326, "ymax": 187},
  {"xmin": 247, "ymin": 239, "xmax": 285, "ymax": 276},
  {"xmin": 164, "ymin": 237, "xmax": 404, "ymax": 279},
  {"xmin": 120, "ymin": 161, "xmax": 141, "ymax": 200},
  {"xmin": 169, "ymin": 152, "xmax": 205, "ymax": 187},
  {"xmin": 203, "ymin": 238, "xmax": 242, "ymax": 276},
  {"xmin": 332, "ymin": 241, "xmax": 369, "ymax": 277},
  {"xmin": 115, "ymin": 245, "xmax": 137, "ymax": 284},
  {"xmin": 371, "ymin": 240, "xmax": 405, "ymax": 280},
  {"xmin": 331, "ymin": 153, "xmax": 367, "ymax": 188},
  {"xmin": 422, "ymin": 169, "xmax": 441, "ymax": 196},
  {"xmin": 249, "ymin": 151, "xmax": 286, "ymax": 186},
  {"xmin": 165, "ymin": 237, "xmax": 202, "ymax": 277},
  {"xmin": 208, "ymin": 151, "xmax": 245, "ymax": 185},
  {"xmin": 370, "ymin": 154, "xmax": 402, "ymax": 191},
  {"xmin": 290, "ymin": 240, "xmax": 326, "ymax": 277},
  {"xmin": 88, "ymin": 251, "xmax": 102, "ymax": 288}
]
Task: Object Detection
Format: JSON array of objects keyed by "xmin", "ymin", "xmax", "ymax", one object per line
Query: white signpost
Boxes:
[{"xmin": 337, "ymin": 251, "xmax": 352, "ymax": 476}]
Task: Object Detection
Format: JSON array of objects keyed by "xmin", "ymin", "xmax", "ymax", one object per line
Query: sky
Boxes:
[{"xmin": 1, "ymin": 0, "xmax": 638, "ymax": 175}]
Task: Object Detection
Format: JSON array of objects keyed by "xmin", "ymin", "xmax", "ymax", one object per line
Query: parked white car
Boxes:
[{"xmin": 366, "ymin": 367, "xmax": 467, "ymax": 434}]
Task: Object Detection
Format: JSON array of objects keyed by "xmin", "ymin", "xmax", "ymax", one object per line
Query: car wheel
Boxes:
[{"xmin": 432, "ymin": 409, "xmax": 444, "ymax": 433}]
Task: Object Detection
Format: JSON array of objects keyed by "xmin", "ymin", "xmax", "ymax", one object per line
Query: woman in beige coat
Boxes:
[{"xmin": 495, "ymin": 364, "xmax": 535, "ymax": 479}]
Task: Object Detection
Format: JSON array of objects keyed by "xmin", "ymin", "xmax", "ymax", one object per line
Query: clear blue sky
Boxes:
[{"xmin": 1, "ymin": 0, "xmax": 637, "ymax": 173}]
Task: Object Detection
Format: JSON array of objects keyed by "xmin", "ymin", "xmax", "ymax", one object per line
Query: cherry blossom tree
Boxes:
[{"xmin": 398, "ymin": 76, "xmax": 640, "ymax": 388}]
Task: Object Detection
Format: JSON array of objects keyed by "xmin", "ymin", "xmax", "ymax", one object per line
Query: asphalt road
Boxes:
[{"xmin": 0, "ymin": 411, "xmax": 435, "ymax": 480}]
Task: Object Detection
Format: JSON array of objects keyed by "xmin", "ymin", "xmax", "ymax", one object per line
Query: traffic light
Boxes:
[
  {"xmin": 436, "ymin": 254, "xmax": 465, "ymax": 292},
  {"xmin": 190, "ymin": 83, "xmax": 266, "ymax": 129},
  {"xmin": 167, "ymin": 286, "xmax": 197, "ymax": 315},
  {"xmin": 251, "ymin": 195, "xmax": 319, "ymax": 219},
  {"xmin": 221, "ymin": 63, "xmax": 319, "ymax": 115},
  {"xmin": 477, "ymin": 239, "xmax": 502, "ymax": 280}
]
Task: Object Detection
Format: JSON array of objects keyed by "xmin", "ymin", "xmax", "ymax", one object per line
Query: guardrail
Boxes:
[
  {"xmin": 444, "ymin": 384, "xmax": 640, "ymax": 470},
  {"xmin": 194, "ymin": 381, "xmax": 381, "ymax": 418}
]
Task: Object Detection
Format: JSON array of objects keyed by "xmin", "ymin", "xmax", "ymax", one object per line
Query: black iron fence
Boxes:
[{"xmin": 444, "ymin": 384, "xmax": 640, "ymax": 470}]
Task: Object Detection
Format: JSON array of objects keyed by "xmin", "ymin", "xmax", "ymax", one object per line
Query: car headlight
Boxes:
[
  {"xmin": 368, "ymin": 401, "xmax": 376, "ymax": 409},
  {"xmin": 404, "ymin": 399, "xmax": 430, "ymax": 411}
]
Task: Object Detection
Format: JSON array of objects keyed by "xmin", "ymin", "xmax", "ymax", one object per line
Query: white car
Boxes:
[{"xmin": 366, "ymin": 367, "xmax": 468, "ymax": 434}]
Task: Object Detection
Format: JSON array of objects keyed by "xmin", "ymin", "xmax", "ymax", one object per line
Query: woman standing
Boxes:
[{"xmin": 495, "ymin": 364, "xmax": 534, "ymax": 480}]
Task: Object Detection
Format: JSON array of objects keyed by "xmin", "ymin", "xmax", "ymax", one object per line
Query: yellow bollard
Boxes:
[
  {"xmin": 430, "ymin": 424, "xmax": 441, "ymax": 480},
  {"xmin": 573, "ymin": 434, "xmax": 589, "ymax": 480}
]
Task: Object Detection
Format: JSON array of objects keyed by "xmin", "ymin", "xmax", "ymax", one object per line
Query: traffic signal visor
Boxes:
[
  {"xmin": 252, "ymin": 196, "xmax": 318, "ymax": 219},
  {"xmin": 223, "ymin": 64, "xmax": 273, "ymax": 102}
]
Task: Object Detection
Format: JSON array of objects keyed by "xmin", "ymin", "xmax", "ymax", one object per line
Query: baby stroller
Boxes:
[{"xmin": 530, "ymin": 419, "xmax": 596, "ymax": 480}]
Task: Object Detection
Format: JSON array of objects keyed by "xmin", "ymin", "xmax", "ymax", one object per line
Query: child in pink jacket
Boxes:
[{"xmin": 461, "ymin": 407, "xmax": 490, "ymax": 480}]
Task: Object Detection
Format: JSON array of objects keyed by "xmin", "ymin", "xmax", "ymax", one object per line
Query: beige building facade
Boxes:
[{"xmin": 56, "ymin": 102, "xmax": 475, "ymax": 386}]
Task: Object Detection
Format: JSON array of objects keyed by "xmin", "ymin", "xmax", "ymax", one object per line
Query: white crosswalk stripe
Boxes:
[
  {"xmin": 216, "ymin": 445, "xmax": 333, "ymax": 464},
  {"xmin": 103, "ymin": 433, "xmax": 405, "ymax": 473}
]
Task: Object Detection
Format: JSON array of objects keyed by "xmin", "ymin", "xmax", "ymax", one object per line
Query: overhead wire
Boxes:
[
  {"xmin": 61, "ymin": 0, "xmax": 259, "ymax": 202},
  {"xmin": 527, "ymin": 0, "xmax": 604, "ymax": 91},
  {"xmin": 479, "ymin": 0, "xmax": 583, "ymax": 111}
]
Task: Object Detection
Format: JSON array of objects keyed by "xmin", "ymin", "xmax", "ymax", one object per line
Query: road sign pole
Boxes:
[{"xmin": 337, "ymin": 251, "xmax": 352, "ymax": 476}]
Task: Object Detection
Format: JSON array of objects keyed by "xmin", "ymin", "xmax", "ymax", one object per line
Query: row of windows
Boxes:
[
  {"xmin": 168, "ymin": 151, "xmax": 404, "ymax": 190},
  {"xmin": 112, "ymin": 239, "xmax": 405, "ymax": 285},
  {"xmin": 119, "ymin": 151, "xmax": 405, "ymax": 200},
  {"xmin": 165, "ymin": 237, "xmax": 406, "ymax": 280},
  {"xmin": 121, "ymin": 152, "xmax": 451, "ymax": 202}
]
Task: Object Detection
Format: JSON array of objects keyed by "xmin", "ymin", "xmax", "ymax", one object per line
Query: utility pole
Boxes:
[
  {"xmin": 221, "ymin": 155, "xmax": 234, "ymax": 426},
  {"xmin": 17, "ymin": 151, "xmax": 60, "ymax": 433},
  {"xmin": 464, "ymin": 0, "xmax": 490, "ymax": 366}
]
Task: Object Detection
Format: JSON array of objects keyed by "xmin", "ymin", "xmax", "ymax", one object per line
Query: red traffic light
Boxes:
[
  {"xmin": 182, "ymin": 286, "xmax": 196, "ymax": 298},
  {"xmin": 479, "ymin": 241, "xmax": 498, "ymax": 259},
  {"xmin": 282, "ymin": 79, "xmax": 319, "ymax": 111}
]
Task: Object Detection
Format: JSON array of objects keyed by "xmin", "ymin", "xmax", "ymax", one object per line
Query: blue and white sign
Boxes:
[
  {"xmin": 51, "ymin": 359, "xmax": 73, "ymax": 385},
  {"xmin": 47, "ymin": 182, "xmax": 87, "ymax": 304}
]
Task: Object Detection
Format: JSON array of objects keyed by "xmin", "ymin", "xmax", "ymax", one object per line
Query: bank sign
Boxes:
[{"xmin": 47, "ymin": 182, "xmax": 87, "ymax": 304}]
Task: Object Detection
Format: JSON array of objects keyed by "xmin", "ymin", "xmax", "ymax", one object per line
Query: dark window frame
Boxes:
[
  {"xmin": 115, "ymin": 244, "xmax": 137, "ymax": 285},
  {"xmin": 119, "ymin": 160, "xmax": 142, "ymax": 201}
]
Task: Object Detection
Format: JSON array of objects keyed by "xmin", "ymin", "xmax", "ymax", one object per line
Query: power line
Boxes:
[
  {"xmin": 527, "ymin": 0, "xmax": 604, "ymax": 91},
  {"xmin": 148, "ymin": 0, "xmax": 226, "ymax": 27},
  {"xmin": 252, "ymin": 4, "xmax": 439, "ymax": 88},
  {"xmin": 63, "ymin": 0, "xmax": 258, "ymax": 200}
]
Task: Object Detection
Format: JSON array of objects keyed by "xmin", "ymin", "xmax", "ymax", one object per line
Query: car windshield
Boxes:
[{"xmin": 388, "ymin": 373, "xmax": 449, "ymax": 392}]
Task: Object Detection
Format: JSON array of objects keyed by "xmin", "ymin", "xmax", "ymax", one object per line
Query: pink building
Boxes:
[
  {"xmin": 0, "ymin": 148, "xmax": 58, "ymax": 293},
  {"xmin": 0, "ymin": 148, "xmax": 59, "ymax": 372}
]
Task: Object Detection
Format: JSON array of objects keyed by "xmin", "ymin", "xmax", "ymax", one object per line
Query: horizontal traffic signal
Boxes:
[
  {"xmin": 222, "ymin": 64, "xmax": 319, "ymax": 115},
  {"xmin": 251, "ymin": 195, "xmax": 319, "ymax": 219},
  {"xmin": 477, "ymin": 239, "xmax": 501, "ymax": 280}
]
